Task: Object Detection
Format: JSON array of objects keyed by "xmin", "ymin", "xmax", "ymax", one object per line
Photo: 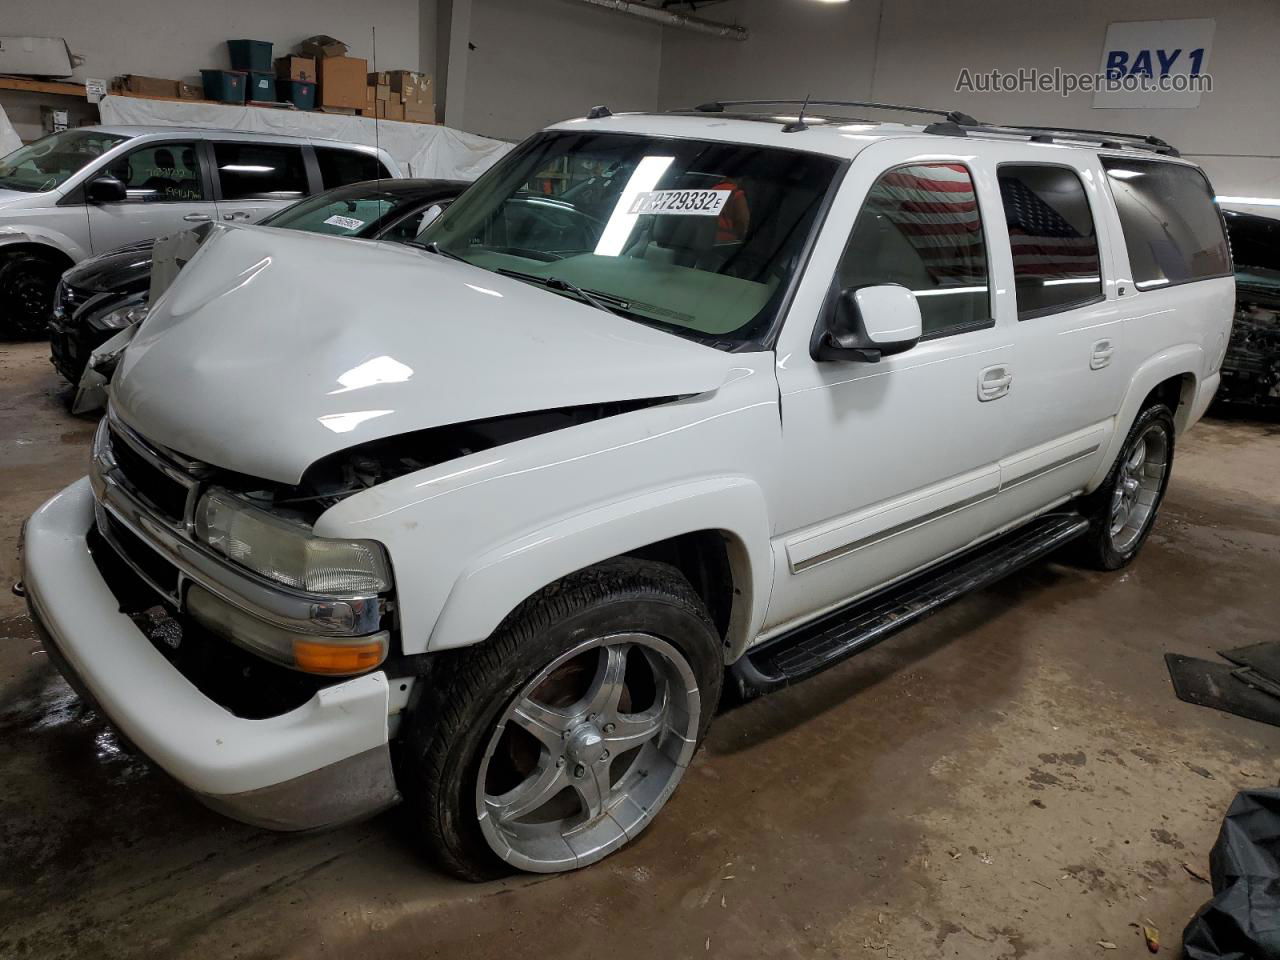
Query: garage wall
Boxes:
[
  {"xmin": 461, "ymin": 0, "xmax": 663, "ymax": 141},
  {"xmin": 658, "ymin": 0, "xmax": 1280, "ymax": 214},
  {"xmin": 1, "ymin": 0, "xmax": 420, "ymax": 141}
]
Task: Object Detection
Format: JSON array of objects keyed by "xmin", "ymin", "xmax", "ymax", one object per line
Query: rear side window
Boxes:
[
  {"xmin": 214, "ymin": 142, "xmax": 308, "ymax": 200},
  {"xmin": 1102, "ymin": 158, "xmax": 1231, "ymax": 290},
  {"xmin": 838, "ymin": 162, "xmax": 990, "ymax": 338},
  {"xmin": 315, "ymin": 147, "xmax": 392, "ymax": 189},
  {"xmin": 997, "ymin": 165, "xmax": 1103, "ymax": 319}
]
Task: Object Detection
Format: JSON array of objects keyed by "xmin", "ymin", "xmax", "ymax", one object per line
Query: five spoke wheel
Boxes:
[
  {"xmin": 476, "ymin": 633, "xmax": 700, "ymax": 872},
  {"xmin": 1108, "ymin": 422, "xmax": 1169, "ymax": 553}
]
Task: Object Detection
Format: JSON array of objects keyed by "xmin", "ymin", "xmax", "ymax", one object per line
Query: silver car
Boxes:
[{"xmin": 0, "ymin": 125, "xmax": 400, "ymax": 335}]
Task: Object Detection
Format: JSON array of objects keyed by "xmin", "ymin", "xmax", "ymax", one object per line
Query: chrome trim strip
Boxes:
[
  {"xmin": 792, "ymin": 487, "xmax": 997, "ymax": 573},
  {"xmin": 90, "ymin": 422, "xmax": 384, "ymax": 638},
  {"xmin": 1000, "ymin": 444, "xmax": 1101, "ymax": 491}
]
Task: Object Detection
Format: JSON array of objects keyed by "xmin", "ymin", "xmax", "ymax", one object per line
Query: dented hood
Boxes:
[{"xmin": 111, "ymin": 226, "xmax": 735, "ymax": 484}]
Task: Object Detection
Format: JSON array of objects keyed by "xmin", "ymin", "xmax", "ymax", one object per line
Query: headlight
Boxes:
[
  {"xmin": 194, "ymin": 487, "xmax": 392, "ymax": 595},
  {"xmin": 90, "ymin": 298, "xmax": 149, "ymax": 331}
]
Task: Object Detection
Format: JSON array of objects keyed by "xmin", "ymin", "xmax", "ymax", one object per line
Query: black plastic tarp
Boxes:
[{"xmin": 1184, "ymin": 788, "xmax": 1280, "ymax": 959}]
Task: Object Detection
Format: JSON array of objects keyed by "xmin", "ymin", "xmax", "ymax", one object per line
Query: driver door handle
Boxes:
[
  {"xmin": 978, "ymin": 364, "xmax": 1012, "ymax": 401},
  {"xmin": 182, "ymin": 213, "xmax": 211, "ymax": 222},
  {"xmin": 221, "ymin": 210, "xmax": 252, "ymax": 222}
]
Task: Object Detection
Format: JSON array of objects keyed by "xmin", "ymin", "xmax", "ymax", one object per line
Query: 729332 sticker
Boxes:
[{"xmin": 627, "ymin": 189, "xmax": 731, "ymax": 216}]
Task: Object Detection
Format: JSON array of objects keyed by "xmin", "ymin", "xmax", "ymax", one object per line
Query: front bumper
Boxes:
[
  {"xmin": 48, "ymin": 317, "xmax": 113, "ymax": 386},
  {"xmin": 22, "ymin": 478, "xmax": 400, "ymax": 830}
]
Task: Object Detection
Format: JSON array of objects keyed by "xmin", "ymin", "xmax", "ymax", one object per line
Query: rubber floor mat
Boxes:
[
  {"xmin": 1166, "ymin": 654, "xmax": 1280, "ymax": 728},
  {"xmin": 1233, "ymin": 667, "xmax": 1280, "ymax": 700},
  {"xmin": 1220, "ymin": 642, "xmax": 1280, "ymax": 683}
]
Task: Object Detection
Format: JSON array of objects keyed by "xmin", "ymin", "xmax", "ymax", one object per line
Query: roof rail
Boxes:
[
  {"xmin": 943, "ymin": 121, "xmax": 1180, "ymax": 156},
  {"xmin": 692, "ymin": 99, "xmax": 979, "ymax": 125}
]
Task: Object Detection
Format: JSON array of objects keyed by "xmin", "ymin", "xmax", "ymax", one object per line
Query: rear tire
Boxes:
[
  {"xmin": 1072, "ymin": 403, "xmax": 1175, "ymax": 570},
  {"xmin": 0, "ymin": 251, "xmax": 63, "ymax": 339},
  {"xmin": 398, "ymin": 557, "xmax": 723, "ymax": 881}
]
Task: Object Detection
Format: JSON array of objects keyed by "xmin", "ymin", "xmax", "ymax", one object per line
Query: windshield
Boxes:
[
  {"xmin": 260, "ymin": 186, "xmax": 414, "ymax": 237},
  {"xmin": 0, "ymin": 129, "xmax": 129, "ymax": 193},
  {"xmin": 416, "ymin": 131, "xmax": 841, "ymax": 347}
]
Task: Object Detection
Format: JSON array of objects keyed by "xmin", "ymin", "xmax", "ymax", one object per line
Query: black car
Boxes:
[
  {"xmin": 49, "ymin": 177, "xmax": 467, "ymax": 384},
  {"xmin": 1220, "ymin": 210, "xmax": 1280, "ymax": 405}
]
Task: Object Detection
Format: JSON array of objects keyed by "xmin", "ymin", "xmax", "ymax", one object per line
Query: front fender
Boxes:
[
  {"xmin": 1085, "ymin": 344, "xmax": 1201, "ymax": 492},
  {"xmin": 427, "ymin": 477, "xmax": 774, "ymax": 660},
  {"xmin": 0, "ymin": 225, "xmax": 86, "ymax": 263}
]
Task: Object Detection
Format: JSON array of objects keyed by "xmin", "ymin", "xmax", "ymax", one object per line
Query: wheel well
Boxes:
[
  {"xmin": 0, "ymin": 242, "xmax": 74, "ymax": 273},
  {"xmin": 1143, "ymin": 373, "xmax": 1196, "ymax": 431},
  {"xmin": 622, "ymin": 530, "xmax": 738, "ymax": 645}
]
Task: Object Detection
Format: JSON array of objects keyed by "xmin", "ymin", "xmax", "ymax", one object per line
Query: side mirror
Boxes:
[
  {"xmin": 813, "ymin": 283, "xmax": 922, "ymax": 362},
  {"xmin": 86, "ymin": 175, "xmax": 127, "ymax": 204}
]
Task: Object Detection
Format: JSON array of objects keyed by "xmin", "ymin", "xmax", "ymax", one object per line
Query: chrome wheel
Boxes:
[
  {"xmin": 476, "ymin": 633, "xmax": 700, "ymax": 873},
  {"xmin": 1108, "ymin": 423, "xmax": 1169, "ymax": 553}
]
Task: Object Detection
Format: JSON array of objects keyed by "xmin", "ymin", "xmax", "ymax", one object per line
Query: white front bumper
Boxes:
[{"xmin": 22, "ymin": 477, "xmax": 398, "ymax": 826}]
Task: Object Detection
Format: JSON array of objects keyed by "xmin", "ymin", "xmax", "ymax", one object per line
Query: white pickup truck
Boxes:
[{"xmin": 21, "ymin": 101, "xmax": 1233, "ymax": 880}]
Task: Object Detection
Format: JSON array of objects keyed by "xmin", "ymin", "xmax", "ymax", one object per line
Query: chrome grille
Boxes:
[{"xmin": 105, "ymin": 422, "xmax": 198, "ymax": 526}]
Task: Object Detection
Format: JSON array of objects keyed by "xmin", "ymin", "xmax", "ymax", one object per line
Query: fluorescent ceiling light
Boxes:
[
  {"xmin": 221, "ymin": 164, "xmax": 275, "ymax": 173},
  {"xmin": 1217, "ymin": 195, "xmax": 1280, "ymax": 207}
]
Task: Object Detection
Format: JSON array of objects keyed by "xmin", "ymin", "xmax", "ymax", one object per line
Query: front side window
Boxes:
[
  {"xmin": 315, "ymin": 147, "xmax": 392, "ymax": 189},
  {"xmin": 214, "ymin": 142, "xmax": 308, "ymax": 201},
  {"xmin": 997, "ymin": 165, "xmax": 1103, "ymax": 319},
  {"xmin": 1103, "ymin": 157, "xmax": 1231, "ymax": 290},
  {"xmin": 104, "ymin": 141, "xmax": 205, "ymax": 202},
  {"xmin": 0, "ymin": 129, "xmax": 129, "ymax": 193},
  {"xmin": 837, "ymin": 162, "xmax": 990, "ymax": 337},
  {"xmin": 417, "ymin": 132, "xmax": 840, "ymax": 348}
]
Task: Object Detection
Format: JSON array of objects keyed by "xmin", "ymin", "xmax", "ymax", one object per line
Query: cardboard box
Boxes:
[
  {"xmin": 317, "ymin": 106, "xmax": 358, "ymax": 116},
  {"xmin": 176, "ymin": 81, "xmax": 201, "ymax": 100},
  {"xmin": 298, "ymin": 35, "xmax": 348, "ymax": 59},
  {"xmin": 118, "ymin": 74, "xmax": 178, "ymax": 98},
  {"xmin": 275, "ymin": 55, "xmax": 315, "ymax": 82},
  {"xmin": 389, "ymin": 70, "xmax": 432, "ymax": 104},
  {"xmin": 404, "ymin": 100, "xmax": 435, "ymax": 124},
  {"xmin": 381, "ymin": 99, "xmax": 404, "ymax": 122},
  {"xmin": 367, "ymin": 71, "xmax": 389, "ymax": 85},
  {"xmin": 317, "ymin": 55, "xmax": 367, "ymax": 109},
  {"xmin": 368, "ymin": 78, "xmax": 390, "ymax": 101}
]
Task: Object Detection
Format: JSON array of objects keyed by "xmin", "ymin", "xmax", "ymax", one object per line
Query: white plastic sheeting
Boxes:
[
  {"xmin": 96, "ymin": 95, "xmax": 513, "ymax": 181},
  {"xmin": 0, "ymin": 103, "xmax": 21, "ymax": 158}
]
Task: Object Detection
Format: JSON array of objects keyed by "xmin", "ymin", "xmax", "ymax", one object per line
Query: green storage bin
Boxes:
[
  {"xmin": 278, "ymin": 80, "xmax": 316, "ymax": 110},
  {"xmin": 247, "ymin": 71, "xmax": 277, "ymax": 102},
  {"xmin": 201, "ymin": 69, "xmax": 247, "ymax": 104},
  {"xmin": 227, "ymin": 39, "xmax": 272, "ymax": 72}
]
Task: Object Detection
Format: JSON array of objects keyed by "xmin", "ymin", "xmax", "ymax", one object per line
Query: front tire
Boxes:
[
  {"xmin": 399, "ymin": 558, "xmax": 723, "ymax": 881},
  {"xmin": 1073, "ymin": 402, "xmax": 1175, "ymax": 570},
  {"xmin": 0, "ymin": 251, "xmax": 63, "ymax": 339}
]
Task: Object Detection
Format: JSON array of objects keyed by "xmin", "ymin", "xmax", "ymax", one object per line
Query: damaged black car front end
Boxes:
[{"xmin": 1219, "ymin": 210, "xmax": 1280, "ymax": 406}]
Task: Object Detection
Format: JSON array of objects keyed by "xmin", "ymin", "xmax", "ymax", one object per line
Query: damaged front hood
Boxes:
[{"xmin": 111, "ymin": 226, "xmax": 736, "ymax": 484}]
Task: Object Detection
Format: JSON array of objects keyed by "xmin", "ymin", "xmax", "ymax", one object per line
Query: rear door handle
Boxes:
[
  {"xmin": 978, "ymin": 365, "xmax": 1012, "ymax": 401},
  {"xmin": 182, "ymin": 213, "xmax": 211, "ymax": 222},
  {"xmin": 1091, "ymin": 338, "xmax": 1115, "ymax": 370}
]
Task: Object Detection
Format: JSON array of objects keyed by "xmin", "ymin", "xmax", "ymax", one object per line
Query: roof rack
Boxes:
[
  {"xmin": 692, "ymin": 98, "xmax": 979, "ymax": 126},
  {"xmin": 953, "ymin": 122, "xmax": 1180, "ymax": 156}
]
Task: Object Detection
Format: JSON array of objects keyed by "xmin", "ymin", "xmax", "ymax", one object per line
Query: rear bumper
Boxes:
[{"xmin": 22, "ymin": 478, "xmax": 400, "ymax": 830}]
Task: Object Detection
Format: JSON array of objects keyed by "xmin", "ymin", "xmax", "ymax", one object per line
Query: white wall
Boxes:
[
  {"xmin": 461, "ymin": 0, "xmax": 663, "ymax": 141},
  {"xmin": 2, "ymin": 0, "xmax": 419, "ymax": 140},
  {"xmin": 659, "ymin": 0, "xmax": 1280, "ymax": 215}
]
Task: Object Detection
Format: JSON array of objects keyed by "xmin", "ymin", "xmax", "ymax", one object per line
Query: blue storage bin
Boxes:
[
  {"xmin": 278, "ymin": 80, "xmax": 316, "ymax": 110},
  {"xmin": 227, "ymin": 39, "xmax": 272, "ymax": 72},
  {"xmin": 201, "ymin": 69, "xmax": 247, "ymax": 103},
  {"xmin": 247, "ymin": 71, "xmax": 277, "ymax": 102}
]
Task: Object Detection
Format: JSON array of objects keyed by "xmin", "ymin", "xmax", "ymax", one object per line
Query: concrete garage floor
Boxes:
[{"xmin": 2, "ymin": 339, "xmax": 1279, "ymax": 960}]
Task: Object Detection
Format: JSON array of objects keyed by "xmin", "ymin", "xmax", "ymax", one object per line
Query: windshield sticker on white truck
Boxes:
[
  {"xmin": 323, "ymin": 214, "xmax": 365, "ymax": 230},
  {"xmin": 628, "ymin": 189, "xmax": 731, "ymax": 216}
]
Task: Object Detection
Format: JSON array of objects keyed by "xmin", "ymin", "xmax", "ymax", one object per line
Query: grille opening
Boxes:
[
  {"xmin": 108, "ymin": 428, "xmax": 190, "ymax": 523},
  {"xmin": 97, "ymin": 509, "xmax": 180, "ymax": 600}
]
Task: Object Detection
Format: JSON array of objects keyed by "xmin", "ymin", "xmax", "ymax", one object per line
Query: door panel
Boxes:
[
  {"xmin": 765, "ymin": 145, "xmax": 1019, "ymax": 637},
  {"xmin": 86, "ymin": 139, "xmax": 216, "ymax": 253},
  {"xmin": 210, "ymin": 141, "xmax": 309, "ymax": 224}
]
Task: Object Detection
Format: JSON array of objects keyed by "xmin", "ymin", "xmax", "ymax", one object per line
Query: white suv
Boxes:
[
  {"xmin": 0, "ymin": 125, "xmax": 399, "ymax": 334},
  {"xmin": 20, "ymin": 101, "xmax": 1233, "ymax": 879}
]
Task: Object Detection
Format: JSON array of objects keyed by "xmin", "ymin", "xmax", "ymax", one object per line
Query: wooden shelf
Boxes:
[{"xmin": 0, "ymin": 75, "xmax": 86, "ymax": 97}]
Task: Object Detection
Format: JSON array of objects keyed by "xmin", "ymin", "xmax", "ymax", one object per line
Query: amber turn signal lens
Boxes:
[{"xmin": 292, "ymin": 637, "xmax": 387, "ymax": 675}]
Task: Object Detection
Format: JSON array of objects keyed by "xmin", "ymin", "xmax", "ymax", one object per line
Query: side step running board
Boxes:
[{"xmin": 731, "ymin": 513, "xmax": 1090, "ymax": 699}]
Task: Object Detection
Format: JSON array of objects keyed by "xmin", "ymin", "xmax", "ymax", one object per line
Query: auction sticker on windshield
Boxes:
[
  {"xmin": 323, "ymin": 215, "xmax": 365, "ymax": 230},
  {"xmin": 628, "ymin": 189, "xmax": 731, "ymax": 216}
]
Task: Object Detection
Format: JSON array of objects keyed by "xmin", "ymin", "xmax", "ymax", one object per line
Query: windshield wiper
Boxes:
[
  {"xmin": 409, "ymin": 240, "xmax": 470, "ymax": 264},
  {"xmin": 496, "ymin": 267, "xmax": 631, "ymax": 319}
]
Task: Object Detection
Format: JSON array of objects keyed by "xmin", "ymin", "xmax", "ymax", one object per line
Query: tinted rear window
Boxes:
[
  {"xmin": 214, "ymin": 142, "xmax": 308, "ymax": 200},
  {"xmin": 1102, "ymin": 158, "xmax": 1231, "ymax": 291},
  {"xmin": 315, "ymin": 147, "xmax": 392, "ymax": 189}
]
